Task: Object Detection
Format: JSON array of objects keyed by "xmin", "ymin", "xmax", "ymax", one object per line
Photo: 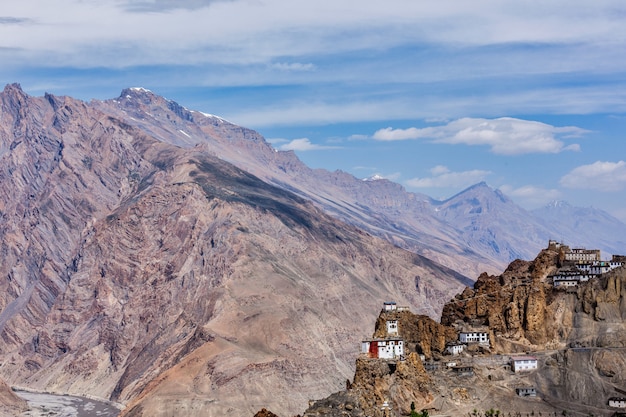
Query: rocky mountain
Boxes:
[
  {"xmin": 432, "ymin": 183, "xmax": 554, "ymax": 265},
  {"xmin": 2, "ymin": 83, "xmax": 626, "ymax": 417},
  {"xmin": 92, "ymin": 87, "xmax": 626, "ymax": 279},
  {"xmin": 301, "ymin": 244, "xmax": 626, "ymax": 417},
  {"xmin": 532, "ymin": 200, "xmax": 626, "ymax": 257},
  {"xmin": 0, "ymin": 83, "xmax": 470, "ymax": 417}
]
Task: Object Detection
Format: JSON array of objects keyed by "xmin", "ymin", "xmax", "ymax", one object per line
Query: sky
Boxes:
[{"xmin": 2, "ymin": 0, "xmax": 626, "ymax": 221}]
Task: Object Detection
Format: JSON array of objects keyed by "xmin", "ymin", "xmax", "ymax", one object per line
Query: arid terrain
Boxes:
[{"xmin": 1, "ymin": 84, "xmax": 625, "ymax": 417}]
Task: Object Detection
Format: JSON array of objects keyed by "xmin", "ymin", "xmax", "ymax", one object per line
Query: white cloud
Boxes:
[
  {"xmin": 560, "ymin": 160, "xmax": 626, "ymax": 191},
  {"xmin": 499, "ymin": 184, "xmax": 562, "ymax": 208},
  {"xmin": 3, "ymin": 0, "xmax": 626, "ymax": 70},
  {"xmin": 373, "ymin": 117, "xmax": 587, "ymax": 155},
  {"xmin": 270, "ymin": 62, "xmax": 316, "ymax": 71},
  {"xmin": 123, "ymin": 0, "xmax": 225, "ymax": 12},
  {"xmin": 405, "ymin": 166, "xmax": 491, "ymax": 189},
  {"xmin": 373, "ymin": 127, "xmax": 428, "ymax": 141},
  {"xmin": 348, "ymin": 134, "xmax": 369, "ymax": 141},
  {"xmin": 277, "ymin": 138, "xmax": 340, "ymax": 151}
]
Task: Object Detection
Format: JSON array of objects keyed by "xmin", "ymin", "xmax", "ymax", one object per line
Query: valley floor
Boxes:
[{"xmin": 15, "ymin": 390, "xmax": 121, "ymax": 417}]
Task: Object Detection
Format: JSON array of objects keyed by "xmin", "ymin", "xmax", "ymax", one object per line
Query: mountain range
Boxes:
[{"xmin": 0, "ymin": 83, "xmax": 625, "ymax": 416}]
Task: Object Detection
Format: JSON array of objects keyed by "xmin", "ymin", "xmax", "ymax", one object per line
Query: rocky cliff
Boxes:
[
  {"xmin": 441, "ymin": 246, "xmax": 626, "ymax": 352},
  {"xmin": 372, "ymin": 311, "xmax": 457, "ymax": 359},
  {"xmin": 299, "ymin": 245, "xmax": 626, "ymax": 417}
]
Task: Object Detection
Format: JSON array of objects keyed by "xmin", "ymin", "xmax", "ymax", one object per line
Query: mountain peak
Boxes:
[
  {"xmin": 442, "ymin": 181, "xmax": 508, "ymax": 204},
  {"xmin": 119, "ymin": 86, "xmax": 157, "ymax": 101},
  {"xmin": 544, "ymin": 200, "xmax": 571, "ymax": 209},
  {"xmin": 2, "ymin": 83, "xmax": 24, "ymax": 94}
]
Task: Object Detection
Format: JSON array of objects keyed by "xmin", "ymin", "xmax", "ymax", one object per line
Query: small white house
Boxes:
[
  {"xmin": 361, "ymin": 338, "xmax": 404, "ymax": 359},
  {"xmin": 445, "ymin": 342, "xmax": 465, "ymax": 355},
  {"xmin": 516, "ymin": 387, "xmax": 537, "ymax": 397},
  {"xmin": 511, "ymin": 356, "xmax": 538, "ymax": 372},
  {"xmin": 459, "ymin": 331, "xmax": 490, "ymax": 345},
  {"xmin": 383, "ymin": 302, "xmax": 397, "ymax": 311},
  {"xmin": 609, "ymin": 398, "xmax": 626, "ymax": 408},
  {"xmin": 386, "ymin": 320, "xmax": 399, "ymax": 336}
]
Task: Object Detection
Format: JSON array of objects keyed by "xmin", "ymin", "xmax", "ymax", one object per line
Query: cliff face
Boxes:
[
  {"xmin": 440, "ymin": 248, "xmax": 560, "ymax": 350},
  {"xmin": 300, "ymin": 246, "xmax": 626, "ymax": 417},
  {"xmin": 0, "ymin": 84, "xmax": 470, "ymax": 417},
  {"xmin": 441, "ymin": 246, "xmax": 626, "ymax": 352},
  {"xmin": 373, "ymin": 311, "xmax": 456, "ymax": 359}
]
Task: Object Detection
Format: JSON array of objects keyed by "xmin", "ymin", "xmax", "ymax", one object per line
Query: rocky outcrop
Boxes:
[
  {"xmin": 254, "ymin": 408, "xmax": 282, "ymax": 417},
  {"xmin": 352, "ymin": 353, "xmax": 432, "ymax": 416},
  {"xmin": 373, "ymin": 311, "xmax": 456, "ymax": 359},
  {"xmin": 0, "ymin": 379, "xmax": 27, "ymax": 415},
  {"xmin": 440, "ymin": 247, "xmax": 564, "ymax": 350},
  {"xmin": 297, "ymin": 245, "xmax": 626, "ymax": 417}
]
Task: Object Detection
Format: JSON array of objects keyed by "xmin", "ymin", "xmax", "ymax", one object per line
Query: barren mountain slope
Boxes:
[
  {"xmin": 92, "ymin": 89, "xmax": 503, "ymax": 277},
  {"xmin": 93, "ymin": 89, "xmax": 626, "ymax": 279},
  {"xmin": 0, "ymin": 84, "xmax": 470, "ymax": 417}
]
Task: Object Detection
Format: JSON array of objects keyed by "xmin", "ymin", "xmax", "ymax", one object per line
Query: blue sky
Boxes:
[{"xmin": 2, "ymin": 0, "xmax": 626, "ymax": 220}]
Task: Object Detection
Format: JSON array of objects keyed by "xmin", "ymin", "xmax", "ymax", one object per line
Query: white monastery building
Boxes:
[
  {"xmin": 511, "ymin": 356, "xmax": 538, "ymax": 372},
  {"xmin": 445, "ymin": 342, "xmax": 465, "ymax": 355},
  {"xmin": 383, "ymin": 302, "xmax": 397, "ymax": 312},
  {"xmin": 386, "ymin": 320, "xmax": 399, "ymax": 336},
  {"xmin": 609, "ymin": 398, "xmax": 626, "ymax": 408},
  {"xmin": 361, "ymin": 338, "xmax": 404, "ymax": 359},
  {"xmin": 459, "ymin": 331, "xmax": 490, "ymax": 345},
  {"xmin": 564, "ymin": 248, "xmax": 601, "ymax": 262}
]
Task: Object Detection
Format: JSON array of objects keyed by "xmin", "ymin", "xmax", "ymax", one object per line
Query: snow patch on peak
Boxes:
[
  {"xmin": 363, "ymin": 174, "xmax": 385, "ymax": 181},
  {"xmin": 193, "ymin": 110, "xmax": 229, "ymax": 123},
  {"xmin": 129, "ymin": 87, "xmax": 152, "ymax": 93}
]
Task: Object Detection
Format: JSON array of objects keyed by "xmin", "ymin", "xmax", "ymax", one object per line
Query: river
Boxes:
[{"xmin": 14, "ymin": 390, "xmax": 121, "ymax": 417}]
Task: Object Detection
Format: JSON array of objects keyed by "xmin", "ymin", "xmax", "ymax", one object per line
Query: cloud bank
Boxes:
[
  {"xmin": 373, "ymin": 117, "xmax": 586, "ymax": 155},
  {"xmin": 560, "ymin": 161, "xmax": 626, "ymax": 191}
]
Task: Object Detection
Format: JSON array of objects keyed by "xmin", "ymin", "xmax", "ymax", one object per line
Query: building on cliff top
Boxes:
[
  {"xmin": 386, "ymin": 319, "xmax": 399, "ymax": 336},
  {"xmin": 382, "ymin": 301, "xmax": 410, "ymax": 312},
  {"xmin": 361, "ymin": 338, "xmax": 404, "ymax": 360},
  {"xmin": 564, "ymin": 248, "xmax": 601, "ymax": 262},
  {"xmin": 383, "ymin": 302, "xmax": 397, "ymax": 311}
]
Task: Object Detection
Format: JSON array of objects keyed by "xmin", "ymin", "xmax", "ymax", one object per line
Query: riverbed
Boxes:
[{"xmin": 14, "ymin": 390, "xmax": 121, "ymax": 417}]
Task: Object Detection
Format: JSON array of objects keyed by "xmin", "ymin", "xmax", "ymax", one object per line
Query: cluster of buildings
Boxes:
[
  {"xmin": 548, "ymin": 241, "xmax": 624, "ymax": 288},
  {"xmin": 360, "ymin": 241, "xmax": 626, "ymax": 412},
  {"xmin": 360, "ymin": 302, "xmax": 539, "ymax": 376},
  {"xmin": 360, "ymin": 302, "xmax": 407, "ymax": 360}
]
